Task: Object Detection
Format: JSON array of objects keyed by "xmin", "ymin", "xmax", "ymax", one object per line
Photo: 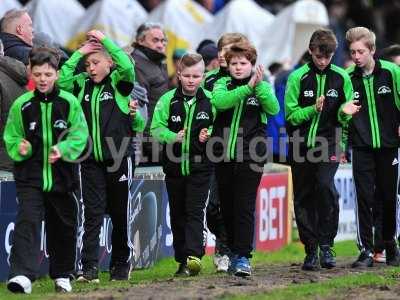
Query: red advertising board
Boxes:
[
  {"xmin": 255, "ymin": 172, "xmax": 289, "ymax": 251},
  {"xmin": 205, "ymin": 172, "xmax": 290, "ymax": 254}
]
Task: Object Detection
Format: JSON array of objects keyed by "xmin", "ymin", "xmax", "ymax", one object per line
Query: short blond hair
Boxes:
[
  {"xmin": 346, "ymin": 27, "xmax": 376, "ymax": 51},
  {"xmin": 217, "ymin": 33, "xmax": 248, "ymax": 51},
  {"xmin": 178, "ymin": 52, "xmax": 204, "ymax": 72}
]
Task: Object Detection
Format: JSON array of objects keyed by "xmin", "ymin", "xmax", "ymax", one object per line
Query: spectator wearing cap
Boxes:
[
  {"xmin": 0, "ymin": 9, "xmax": 33, "ymax": 65},
  {"xmin": 0, "ymin": 38, "xmax": 28, "ymax": 172},
  {"xmin": 198, "ymin": 42, "xmax": 218, "ymax": 71},
  {"xmin": 169, "ymin": 48, "xmax": 187, "ymax": 88},
  {"xmin": 130, "ymin": 22, "xmax": 169, "ymax": 165}
]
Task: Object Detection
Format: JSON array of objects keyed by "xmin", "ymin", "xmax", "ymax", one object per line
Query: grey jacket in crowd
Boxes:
[
  {"xmin": 130, "ymin": 46, "xmax": 169, "ymax": 136},
  {"xmin": 0, "ymin": 56, "xmax": 28, "ymax": 171}
]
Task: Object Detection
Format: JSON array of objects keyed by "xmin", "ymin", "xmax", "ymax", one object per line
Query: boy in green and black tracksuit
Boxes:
[
  {"xmin": 58, "ymin": 30, "xmax": 145, "ymax": 281},
  {"xmin": 151, "ymin": 54, "xmax": 215, "ymax": 276},
  {"xmin": 202, "ymin": 33, "xmax": 249, "ymax": 272},
  {"xmin": 211, "ymin": 42, "xmax": 279, "ymax": 277},
  {"xmin": 285, "ymin": 29, "xmax": 358, "ymax": 271},
  {"xmin": 4, "ymin": 48, "xmax": 88, "ymax": 293},
  {"xmin": 346, "ymin": 27, "xmax": 400, "ymax": 267}
]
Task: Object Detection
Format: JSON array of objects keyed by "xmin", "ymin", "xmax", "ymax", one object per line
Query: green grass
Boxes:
[
  {"xmin": 0, "ymin": 241, "xmax": 359, "ymax": 299},
  {"xmin": 229, "ymin": 269, "xmax": 400, "ymax": 300}
]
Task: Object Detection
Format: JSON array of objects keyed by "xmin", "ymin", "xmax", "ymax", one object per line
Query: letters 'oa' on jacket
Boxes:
[
  {"xmin": 3, "ymin": 88, "xmax": 89, "ymax": 193},
  {"xmin": 151, "ymin": 87, "xmax": 216, "ymax": 177},
  {"xmin": 57, "ymin": 37, "xmax": 145, "ymax": 163},
  {"xmin": 347, "ymin": 60, "xmax": 400, "ymax": 149},
  {"xmin": 211, "ymin": 77, "xmax": 280, "ymax": 162},
  {"xmin": 285, "ymin": 62, "xmax": 353, "ymax": 153}
]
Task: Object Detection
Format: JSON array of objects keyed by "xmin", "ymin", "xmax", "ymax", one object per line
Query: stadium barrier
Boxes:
[{"xmin": 0, "ymin": 164, "xmax": 354, "ymax": 281}]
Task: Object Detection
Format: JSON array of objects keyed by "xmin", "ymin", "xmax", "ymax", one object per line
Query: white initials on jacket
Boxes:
[
  {"xmin": 304, "ymin": 90, "xmax": 314, "ymax": 97},
  {"xmin": 171, "ymin": 115, "xmax": 181, "ymax": 122}
]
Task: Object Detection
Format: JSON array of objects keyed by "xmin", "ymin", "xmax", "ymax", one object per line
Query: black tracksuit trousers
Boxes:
[
  {"xmin": 165, "ymin": 167, "xmax": 211, "ymax": 263},
  {"xmin": 8, "ymin": 185, "xmax": 78, "ymax": 281},
  {"xmin": 206, "ymin": 172, "xmax": 230, "ymax": 255},
  {"xmin": 215, "ymin": 162, "xmax": 263, "ymax": 258},
  {"xmin": 291, "ymin": 159, "xmax": 339, "ymax": 252},
  {"xmin": 80, "ymin": 156, "xmax": 134, "ymax": 271},
  {"xmin": 353, "ymin": 147, "xmax": 399, "ymax": 252}
]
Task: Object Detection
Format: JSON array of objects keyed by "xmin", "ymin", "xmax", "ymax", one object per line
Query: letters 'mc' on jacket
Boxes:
[
  {"xmin": 151, "ymin": 87, "xmax": 216, "ymax": 176},
  {"xmin": 285, "ymin": 63, "xmax": 354, "ymax": 151},
  {"xmin": 57, "ymin": 37, "xmax": 145, "ymax": 162},
  {"xmin": 211, "ymin": 77, "xmax": 279, "ymax": 162},
  {"xmin": 347, "ymin": 60, "xmax": 400, "ymax": 148},
  {"xmin": 3, "ymin": 88, "xmax": 89, "ymax": 192}
]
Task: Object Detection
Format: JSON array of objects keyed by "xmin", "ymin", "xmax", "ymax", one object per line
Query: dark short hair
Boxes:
[
  {"xmin": 29, "ymin": 47, "xmax": 60, "ymax": 70},
  {"xmin": 309, "ymin": 28, "xmax": 338, "ymax": 56},
  {"xmin": 225, "ymin": 42, "xmax": 257, "ymax": 65},
  {"xmin": 380, "ymin": 44, "xmax": 400, "ymax": 62}
]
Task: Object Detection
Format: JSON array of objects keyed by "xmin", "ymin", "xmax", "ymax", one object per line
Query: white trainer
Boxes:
[
  {"xmin": 213, "ymin": 254, "xmax": 230, "ymax": 272},
  {"xmin": 7, "ymin": 275, "xmax": 32, "ymax": 294},
  {"xmin": 54, "ymin": 278, "xmax": 72, "ymax": 293}
]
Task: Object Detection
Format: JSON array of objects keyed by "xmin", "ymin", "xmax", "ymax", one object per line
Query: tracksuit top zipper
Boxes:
[
  {"xmin": 307, "ymin": 74, "xmax": 326, "ymax": 148},
  {"xmin": 227, "ymin": 97, "xmax": 245, "ymax": 160},
  {"xmin": 363, "ymin": 76, "xmax": 381, "ymax": 148},
  {"xmin": 41, "ymin": 100, "xmax": 53, "ymax": 192},
  {"xmin": 181, "ymin": 98, "xmax": 196, "ymax": 176},
  {"xmin": 91, "ymin": 85, "xmax": 104, "ymax": 161}
]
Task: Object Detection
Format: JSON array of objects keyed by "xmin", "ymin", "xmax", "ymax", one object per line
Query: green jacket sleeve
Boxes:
[
  {"xmin": 208, "ymin": 105, "xmax": 217, "ymax": 135},
  {"xmin": 57, "ymin": 51, "xmax": 86, "ymax": 93},
  {"xmin": 337, "ymin": 71, "xmax": 354, "ymax": 126},
  {"xmin": 285, "ymin": 72, "xmax": 317, "ymax": 125},
  {"xmin": 56, "ymin": 95, "xmax": 89, "ymax": 161},
  {"xmin": 394, "ymin": 63, "xmax": 400, "ymax": 110},
  {"xmin": 211, "ymin": 77, "xmax": 253, "ymax": 111},
  {"xmin": 3, "ymin": 97, "xmax": 32, "ymax": 161},
  {"xmin": 103, "ymin": 37, "xmax": 135, "ymax": 84},
  {"xmin": 150, "ymin": 92, "xmax": 177, "ymax": 144},
  {"xmin": 132, "ymin": 109, "xmax": 146, "ymax": 133},
  {"xmin": 255, "ymin": 81, "xmax": 280, "ymax": 115}
]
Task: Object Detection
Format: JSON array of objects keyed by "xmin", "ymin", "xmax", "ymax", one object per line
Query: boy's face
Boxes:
[
  {"xmin": 85, "ymin": 52, "xmax": 113, "ymax": 83},
  {"xmin": 30, "ymin": 63, "xmax": 58, "ymax": 94},
  {"xmin": 309, "ymin": 48, "xmax": 334, "ymax": 71},
  {"xmin": 228, "ymin": 56, "xmax": 253, "ymax": 80},
  {"xmin": 178, "ymin": 62, "xmax": 204, "ymax": 96},
  {"xmin": 218, "ymin": 43, "xmax": 233, "ymax": 68},
  {"xmin": 349, "ymin": 39, "xmax": 375, "ymax": 69}
]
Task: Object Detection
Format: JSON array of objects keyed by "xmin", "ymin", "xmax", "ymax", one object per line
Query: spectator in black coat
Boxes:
[{"xmin": 0, "ymin": 9, "xmax": 33, "ymax": 65}]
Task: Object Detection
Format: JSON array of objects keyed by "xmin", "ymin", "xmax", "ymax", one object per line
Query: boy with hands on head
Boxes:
[{"xmin": 58, "ymin": 30, "xmax": 145, "ymax": 282}]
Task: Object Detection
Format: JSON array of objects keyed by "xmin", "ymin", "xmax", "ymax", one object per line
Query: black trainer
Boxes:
[
  {"xmin": 302, "ymin": 252, "xmax": 319, "ymax": 271},
  {"xmin": 351, "ymin": 250, "xmax": 374, "ymax": 268},
  {"xmin": 385, "ymin": 242, "xmax": 400, "ymax": 266},
  {"xmin": 76, "ymin": 266, "xmax": 99, "ymax": 283},
  {"xmin": 319, "ymin": 245, "xmax": 336, "ymax": 269},
  {"xmin": 174, "ymin": 263, "xmax": 190, "ymax": 277},
  {"xmin": 110, "ymin": 263, "xmax": 132, "ymax": 281}
]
